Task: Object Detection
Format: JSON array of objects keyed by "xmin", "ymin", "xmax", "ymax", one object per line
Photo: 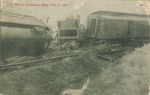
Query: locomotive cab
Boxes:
[{"xmin": 57, "ymin": 17, "xmax": 86, "ymax": 48}]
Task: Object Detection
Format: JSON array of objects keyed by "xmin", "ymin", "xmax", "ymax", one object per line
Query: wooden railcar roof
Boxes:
[{"xmin": 89, "ymin": 11, "xmax": 150, "ymax": 21}]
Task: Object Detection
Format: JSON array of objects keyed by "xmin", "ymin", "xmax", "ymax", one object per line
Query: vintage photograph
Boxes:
[{"xmin": 0, "ymin": 0, "xmax": 150, "ymax": 95}]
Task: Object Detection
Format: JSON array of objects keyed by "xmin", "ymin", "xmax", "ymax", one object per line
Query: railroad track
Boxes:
[{"xmin": 0, "ymin": 54, "xmax": 79, "ymax": 70}]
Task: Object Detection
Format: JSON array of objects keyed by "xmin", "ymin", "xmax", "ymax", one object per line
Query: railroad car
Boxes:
[
  {"xmin": 87, "ymin": 11, "xmax": 150, "ymax": 42},
  {"xmin": 0, "ymin": 11, "xmax": 53, "ymax": 60}
]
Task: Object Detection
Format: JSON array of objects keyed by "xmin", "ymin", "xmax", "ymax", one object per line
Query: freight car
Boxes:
[
  {"xmin": 86, "ymin": 11, "xmax": 150, "ymax": 44},
  {"xmin": 0, "ymin": 11, "xmax": 53, "ymax": 61}
]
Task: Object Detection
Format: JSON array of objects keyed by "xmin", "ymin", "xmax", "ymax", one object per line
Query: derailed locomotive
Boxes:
[
  {"xmin": 56, "ymin": 17, "xmax": 86, "ymax": 48},
  {"xmin": 0, "ymin": 11, "xmax": 53, "ymax": 61},
  {"xmin": 86, "ymin": 11, "xmax": 150, "ymax": 43}
]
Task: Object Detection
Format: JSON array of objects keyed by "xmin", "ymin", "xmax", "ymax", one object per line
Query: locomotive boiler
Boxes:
[
  {"xmin": 86, "ymin": 11, "xmax": 150, "ymax": 43},
  {"xmin": 0, "ymin": 11, "xmax": 53, "ymax": 61}
]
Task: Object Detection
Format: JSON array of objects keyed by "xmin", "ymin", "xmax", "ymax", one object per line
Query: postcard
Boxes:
[{"xmin": 0, "ymin": 0, "xmax": 149, "ymax": 95}]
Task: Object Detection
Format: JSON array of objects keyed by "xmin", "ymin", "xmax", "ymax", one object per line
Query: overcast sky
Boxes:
[{"xmin": 1, "ymin": 0, "xmax": 145, "ymax": 30}]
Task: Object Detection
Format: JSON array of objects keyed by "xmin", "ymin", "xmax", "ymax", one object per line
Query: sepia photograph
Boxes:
[{"xmin": 0, "ymin": 0, "xmax": 150, "ymax": 95}]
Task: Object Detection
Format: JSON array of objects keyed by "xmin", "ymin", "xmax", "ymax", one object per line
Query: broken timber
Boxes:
[
  {"xmin": 95, "ymin": 48, "xmax": 125, "ymax": 54},
  {"xmin": 94, "ymin": 53, "xmax": 114, "ymax": 62}
]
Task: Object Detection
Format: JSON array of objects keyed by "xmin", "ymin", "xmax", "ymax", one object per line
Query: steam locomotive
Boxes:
[
  {"xmin": 0, "ymin": 11, "xmax": 53, "ymax": 61},
  {"xmin": 57, "ymin": 17, "xmax": 86, "ymax": 48},
  {"xmin": 86, "ymin": 11, "xmax": 150, "ymax": 43}
]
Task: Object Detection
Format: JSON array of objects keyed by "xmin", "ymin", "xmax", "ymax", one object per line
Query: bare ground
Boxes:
[
  {"xmin": 0, "ymin": 44, "xmax": 149, "ymax": 95},
  {"xmin": 83, "ymin": 44, "xmax": 150, "ymax": 95}
]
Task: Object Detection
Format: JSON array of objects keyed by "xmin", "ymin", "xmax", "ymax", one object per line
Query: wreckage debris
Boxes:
[
  {"xmin": 0, "ymin": 54, "xmax": 79, "ymax": 70},
  {"xmin": 94, "ymin": 53, "xmax": 114, "ymax": 62}
]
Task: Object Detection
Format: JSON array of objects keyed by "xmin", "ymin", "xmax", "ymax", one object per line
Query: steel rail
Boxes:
[{"xmin": 0, "ymin": 54, "xmax": 78, "ymax": 69}]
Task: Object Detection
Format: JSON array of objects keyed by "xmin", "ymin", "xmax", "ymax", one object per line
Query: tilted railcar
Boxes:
[
  {"xmin": 87, "ymin": 11, "xmax": 150, "ymax": 42},
  {"xmin": 0, "ymin": 11, "xmax": 53, "ymax": 60}
]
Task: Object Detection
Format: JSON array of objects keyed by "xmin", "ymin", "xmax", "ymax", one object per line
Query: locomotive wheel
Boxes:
[{"xmin": 62, "ymin": 42, "xmax": 72, "ymax": 50}]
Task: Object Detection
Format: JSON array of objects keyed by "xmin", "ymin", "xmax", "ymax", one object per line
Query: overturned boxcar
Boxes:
[
  {"xmin": 0, "ymin": 11, "xmax": 53, "ymax": 60},
  {"xmin": 57, "ymin": 18, "xmax": 86, "ymax": 47},
  {"xmin": 87, "ymin": 11, "xmax": 150, "ymax": 42}
]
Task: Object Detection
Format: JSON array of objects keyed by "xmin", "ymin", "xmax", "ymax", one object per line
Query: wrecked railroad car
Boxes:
[
  {"xmin": 57, "ymin": 17, "xmax": 86, "ymax": 47},
  {"xmin": 0, "ymin": 11, "xmax": 53, "ymax": 60},
  {"xmin": 87, "ymin": 11, "xmax": 150, "ymax": 42}
]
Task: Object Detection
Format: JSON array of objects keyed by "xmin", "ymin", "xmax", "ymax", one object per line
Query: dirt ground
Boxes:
[{"xmin": 0, "ymin": 43, "xmax": 149, "ymax": 95}]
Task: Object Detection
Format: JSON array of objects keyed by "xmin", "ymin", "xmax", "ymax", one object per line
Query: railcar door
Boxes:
[
  {"xmin": 0, "ymin": 26, "xmax": 5, "ymax": 62},
  {"xmin": 95, "ymin": 19, "xmax": 104, "ymax": 38},
  {"xmin": 127, "ymin": 21, "xmax": 134, "ymax": 38},
  {"xmin": 89, "ymin": 19, "xmax": 96, "ymax": 37}
]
